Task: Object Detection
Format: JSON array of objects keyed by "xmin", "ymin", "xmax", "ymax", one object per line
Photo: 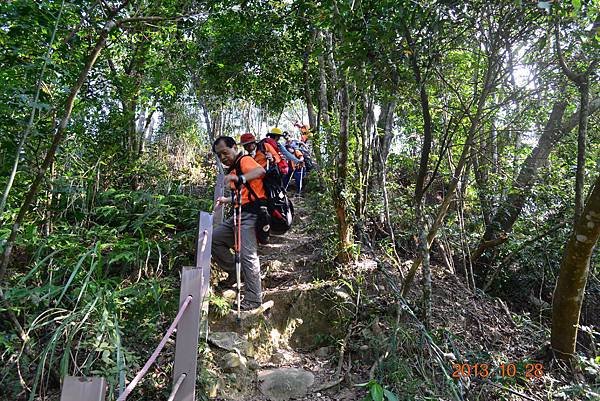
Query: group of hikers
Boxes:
[
  {"xmin": 240, "ymin": 126, "xmax": 312, "ymax": 195},
  {"xmin": 210, "ymin": 125, "xmax": 314, "ymax": 312}
]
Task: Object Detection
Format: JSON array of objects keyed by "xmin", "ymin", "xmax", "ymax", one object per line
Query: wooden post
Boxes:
[
  {"xmin": 171, "ymin": 267, "xmax": 203, "ymax": 401},
  {"xmin": 213, "ymin": 171, "xmax": 224, "ymax": 226},
  {"xmin": 173, "ymin": 212, "xmax": 213, "ymax": 401},
  {"xmin": 60, "ymin": 377, "xmax": 106, "ymax": 401},
  {"xmin": 195, "ymin": 211, "xmax": 213, "ymax": 299}
]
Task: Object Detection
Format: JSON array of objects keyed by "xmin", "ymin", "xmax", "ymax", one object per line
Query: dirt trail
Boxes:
[{"xmin": 209, "ymin": 196, "xmax": 363, "ymax": 401}]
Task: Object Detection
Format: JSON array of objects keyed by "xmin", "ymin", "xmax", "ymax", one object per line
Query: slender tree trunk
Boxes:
[
  {"xmin": 324, "ymin": 32, "xmax": 338, "ymax": 103},
  {"xmin": 574, "ymin": 82, "xmax": 588, "ymax": 223},
  {"xmin": 314, "ymin": 33, "xmax": 329, "ymax": 175},
  {"xmin": 551, "ymin": 174, "xmax": 600, "ymax": 359},
  {"xmin": 355, "ymin": 90, "xmax": 373, "ymax": 217},
  {"xmin": 379, "ymin": 149, "xmax": 402, "ymax": 275},
  {"xmin": 317, "ymin": 33, "xmax": 330, "ymax": 128},
  {"xmin": 472, "ymin": 99, "xmax": 600, "ymax": 268},
  {"xmin": 360, "ymin": 98, "xmax": 375, "ymax": 218},
  {"xmin": 371, "ymin": 98, "xmax": 396, "ymax": 192},
  {"xmin": 554, "ymin": 21, "xmax": 597, "ymax": 223},
  {"xmin": 333, "ymin": 77, "xmax": 353, "ymax": 261},
  {"xmin": 403, "ymin": 24, "xmax": 433, "ymax": 325},
  {"xmin": 138, "ymin": 109, "xmax": 155, "ymax": 156},
  {"xmin": 302, "ymin": 30, "xmax": 317, "ymax": 131},
  {"xmin": 0, "ymin": 0, "xmax": 66, "ymax": 217},
  {"xmin": 416, "ymin": 204, "xmax": 431, "ymax": 326},
  {"xmin": 401, "ymin": 58, "xmax": 493, "ymax": 296},
  {"xmin": 0, "ymin": 19, "xmax": 117, "ymax": 283},
  {"xmin": 200, "ymin": 99, "xmax": 213, "ymax": 142}
]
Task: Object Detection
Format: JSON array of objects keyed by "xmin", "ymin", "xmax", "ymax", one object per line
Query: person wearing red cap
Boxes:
[{"xmin": 240, "ymin": 132, "xmax": 282, "ymax": 169}]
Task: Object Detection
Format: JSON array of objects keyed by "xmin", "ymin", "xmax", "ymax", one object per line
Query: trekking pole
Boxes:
[
  {"xmin": 298, "ymin": 167, "xmax": 304, "ymax": 194},
  {"xmin": 232, "ymin": 187, "xmax": 242, "ymax": 324},
  {"xmin": 284, "ymin": 168, "xmax": 295, "ymax": 192}
]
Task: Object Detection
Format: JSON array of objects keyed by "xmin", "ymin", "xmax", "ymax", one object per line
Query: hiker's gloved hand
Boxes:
[{"xmin": 265, "ymin": 153, "xmax": 273, "ymax": 161}]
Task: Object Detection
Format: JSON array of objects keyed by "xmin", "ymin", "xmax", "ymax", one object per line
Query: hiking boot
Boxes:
[
  {"xmin": 213, "ymin": 277, "xmax": 236, "ymax": 293},
  {"xmin": 236, "ymin": 300, "xmax": 262, "ymax": 311}
]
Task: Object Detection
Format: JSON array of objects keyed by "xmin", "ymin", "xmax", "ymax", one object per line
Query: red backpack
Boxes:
[{"xmin": 259, "ymin": 138, "xmax": 289, "ymax": 175}]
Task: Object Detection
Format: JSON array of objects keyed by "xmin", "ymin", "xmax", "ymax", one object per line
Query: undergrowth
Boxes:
[{"xmin": 0, "ymin": 188, "xmax": 211, "ymax": 400}]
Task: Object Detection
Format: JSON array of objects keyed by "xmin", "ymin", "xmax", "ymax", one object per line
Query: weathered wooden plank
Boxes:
[
  {"xmin": 213, "ymin": 171, "xmax": 224, "ymax": 226},
  {"xmin": 60, "ymin": 377, "xmax": 106, "ymax": 401},
  {"xmin": 172, "ymin": 267, "xmax": 203, "ymax": 401}
]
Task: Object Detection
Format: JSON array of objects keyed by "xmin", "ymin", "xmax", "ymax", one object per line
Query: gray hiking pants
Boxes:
[{"xmin": 211, "ymin": 212, "xmax": 262, "ymax": 305}]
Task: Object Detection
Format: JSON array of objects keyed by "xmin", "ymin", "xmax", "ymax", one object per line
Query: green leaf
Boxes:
[
  {"xmin": 370, "ymin": 383, "xmax": 384, "ymax": 401},
  {"xmin": 572, "ymin": 0, "xmax": 581, "ymax": 13},
  {"xmin": 383, "ymin": 389, "xmax": 399, "ymax": 401},
  {"xmin": 57, "ymin": 248, "xmax": 93, "ymax": 304}
]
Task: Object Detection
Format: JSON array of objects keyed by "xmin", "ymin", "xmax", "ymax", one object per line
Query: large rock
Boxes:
[
  {"xmin": 258, "ymin": 368, "xmax": 315, "ymax": 400},
  {"xmin": 262, "ymin": 286, "xmax": 351, "ymax": 349},
  {"xmin": 220, "ymin": 352, "xmax": 247, "ymax": 371},
  {"xmin": 208, "ymin": 332, "xmax": 254, "ymax": 356}
]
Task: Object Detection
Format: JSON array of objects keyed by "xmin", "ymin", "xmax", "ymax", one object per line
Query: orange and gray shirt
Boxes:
[{"xmin": 229, "ymin": 155, "xmax": 267, "ymax": 206}]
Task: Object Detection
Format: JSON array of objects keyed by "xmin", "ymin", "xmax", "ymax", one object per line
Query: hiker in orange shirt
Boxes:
[
  {"xmin": 294, "ymin": 122, "xmax": 311, "ymax": 143},
  {"xmin": 300, "ymin": 125, "xmax": 311, "ymax": 143},
  {"xmin": 284, "ymin": 144, "xmax": 306, "ymax": 195},
  {"xmin": 239, "ymin": 132, "xmax": 281, "ymax": 169},
  {"xmin": 212, "ymin": 136, "xmax": 267, "ymax": 310}
]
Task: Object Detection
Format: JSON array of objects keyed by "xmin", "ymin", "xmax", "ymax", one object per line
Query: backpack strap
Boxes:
[
  {"xmin": 232, "ymin": 154, "xmax": 261, "ymax": 202},
  {"xmin": 257, "ymin": 139, "xmax": 266, "ymax": 154}
]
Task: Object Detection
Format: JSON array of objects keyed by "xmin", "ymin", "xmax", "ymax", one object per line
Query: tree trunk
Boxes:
[
  {"xmin": 200, "ymin": 99, "xmax": 214, "ymax": 142},
  {"xmin": 401, "ymin": 55, "xmax": 493, "ymax": 296},
  {"xmin": 404, "ymin": 24, "xmax": 433, "ymax": 324},
  {"xmin": 317, "ymin": 32, "xmax": 330, "ymax": 128},
  {"xmin": 574, "ymin": 81, "xmax": 588, "ymax": 223},
  {"xmin": 416, "ymin": 204, "xmax": 431, "ymax": 327},
  {"xmin": 314, "ymin": 33, "xmax": 329, "ymax": 173},
  {"xmin": 137, "ymin": 109, "xmax": 155, "ymax": 156},
  {"xmin": 0, "ymin": 0, "xmax": 66, "ymax": 217},
  {"xmin": 551, "ymin": 174, "xmax": 600, "ymax": 359},
  {"xmin": 333, "ymin": 77, "xmax": 353, "ymax": 261},
  {"xmin": 324, "ymin": 31, "xmax": 338, "ymax": 103},
  {"xmin": 472, "ymin": 98, "xmax": 600, "ymax": 270},
  {"xmin": 371, "ymin": 99, "xmax": 396, "ymax": 192},
  {"xmin": 0, "ymin": 19, "xmax": 117, "ymax": 283},
  {"xmin": 302, "ymin": 30, "xmax": 317, "ymax": 131},
  {"xmin": 554, "ymin": 21, "xmax": 597, "ymax": 223},
  {"xmin": 355, "ymin": 90, "xmax": 373, "ymax": 218}
]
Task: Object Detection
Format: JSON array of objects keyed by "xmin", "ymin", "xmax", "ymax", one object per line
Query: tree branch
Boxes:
[{"xmin": 554, "ymin": 20, "xmax": 584, "ymax": 84}]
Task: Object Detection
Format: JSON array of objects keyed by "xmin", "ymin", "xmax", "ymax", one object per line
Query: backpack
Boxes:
[
  {"xmin": 301, "ymin": 151, "xmax": 315, "ymax": 172},
  {"xmin": 259, "ymin": 138, "xmax": 289, "ymax": 175},
  {"xmin": 296, "ymin": 142, "xmax": 315, "ymax": 172},
  {"xmin": 234, "ymin": 155, "xmax": 294, "ymax": 237}
]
